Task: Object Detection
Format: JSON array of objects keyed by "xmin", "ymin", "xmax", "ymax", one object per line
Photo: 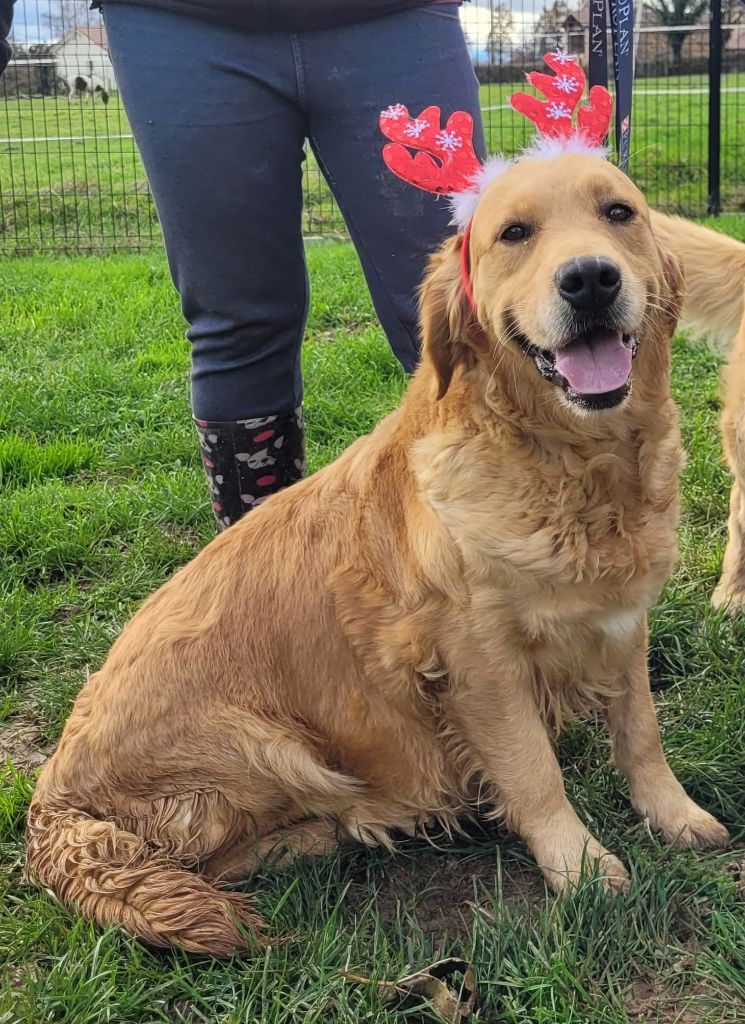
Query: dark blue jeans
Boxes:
[{"xmin": 104, "ymin": 3, "xmax": 484, "ymax": 421}]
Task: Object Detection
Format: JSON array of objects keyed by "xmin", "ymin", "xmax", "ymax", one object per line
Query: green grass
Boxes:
[
  {"xmin": 1, "ymin": 239, "xmax": 745, "ymax": 1022},
  {"xmin": 2, "ymin": 71, "xmax": 745, "ymax": 253}
]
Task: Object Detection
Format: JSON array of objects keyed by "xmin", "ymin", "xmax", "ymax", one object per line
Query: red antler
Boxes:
[
  {"xmin": 578, "ymin": 86, "xmax": 613, "ymax": 143},
  {"xmin": 510, "ymin": 53, "xmax": 612, "ymax": 145},
  {"xmin": 379, "ymin": 104, "xmax": 483, "ymax": 194}
]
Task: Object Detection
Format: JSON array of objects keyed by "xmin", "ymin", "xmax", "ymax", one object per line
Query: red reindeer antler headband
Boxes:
[
  {"xmin": 380, "ymin": 53, "xmax": 612, "ymax": 201},
  {"xmin": 379, "ymin": 53, "xmax": 614, "ymax": 306}
]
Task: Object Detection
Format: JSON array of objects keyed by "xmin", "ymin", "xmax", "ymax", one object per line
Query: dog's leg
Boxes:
[
  {"xmin": 203, "ymin": 819, "xmax": 345, "ymax": 881},
  {"xmin": 714, "ymin": 328, "xmax": 745, "ymax": 611},
  {"xmin": 713, "ymin": 482, "xmax": 745, "ymax": 612},
  {"xmin": 606, "ymin": 629, "xmax": 730, "ymax": 849},
  {"xmin": 445, "ymin": 649, "xmax": 629, "ymax": 893}
]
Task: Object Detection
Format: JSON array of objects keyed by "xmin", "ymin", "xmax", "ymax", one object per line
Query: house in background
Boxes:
[
  {"xmin": 53, "ymin": 25, "xmax": 116, "ymax": 92},
  {"xmin": 562, "ymin": 14, "xmax": 585, "ymax": 56}
]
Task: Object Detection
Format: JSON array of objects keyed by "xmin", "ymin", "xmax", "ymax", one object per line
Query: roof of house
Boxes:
[
  {"xmin": 58, "ymin": 25, "xmax": 108, "ymax": 49},
  {"xmin": 562, "ymin": 14, "xmax": 584, "ymax": 29}
]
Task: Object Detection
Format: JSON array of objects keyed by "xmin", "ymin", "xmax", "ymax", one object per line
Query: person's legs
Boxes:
[
  {"xmin": 104, "ymin": 5, "xmax": 309, "ymax": 527},
  {"xmin": 304, "ymin": 4, "xmax": 485, "ymax": 372}
]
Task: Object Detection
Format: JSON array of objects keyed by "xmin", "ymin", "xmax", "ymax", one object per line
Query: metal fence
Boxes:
[{"xmin": 1, "ymin": 0, "xmax": 744, "ymax": 255}]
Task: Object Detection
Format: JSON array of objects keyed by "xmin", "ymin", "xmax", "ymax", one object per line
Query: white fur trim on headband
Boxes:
[
  {"xmin": 521, "ymin": 133, "xmax": 610, "ymax": 161},
  {"xmin": 446, "ymin": 137, "xmax": 608, "ymax": 231},
  {"xmin": 448, "ymin": 155, "xmax": 512, "ymax": 230}
]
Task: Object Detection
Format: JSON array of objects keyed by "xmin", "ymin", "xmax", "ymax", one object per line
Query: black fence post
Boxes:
[{"xmin": 707, "ymin": 0, "xmax": 722, "ymax": 216}]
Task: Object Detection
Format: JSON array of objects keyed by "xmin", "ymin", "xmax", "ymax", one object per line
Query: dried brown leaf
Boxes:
[{"xmin": 341, "ymin": 956, "xmax": 477, "ymax": 1022}]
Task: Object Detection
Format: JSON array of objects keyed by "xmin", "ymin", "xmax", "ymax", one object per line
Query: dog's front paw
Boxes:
[
  {"xmin": 536, "ymin": 833, "xmax": 630, "ymax": 895},
  {"xmin": 649, "ymin": 799, "xmax": 731, "ymax": 850},
  {"xmin": 712, "ymin": 579, "xmax": 745, "ymax": 616}
]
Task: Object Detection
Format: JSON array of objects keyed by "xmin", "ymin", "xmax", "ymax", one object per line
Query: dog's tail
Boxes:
[
  {"xmin": 26, "ymin": 800, "xmax": 265, "ymax": 956},
  {"xmin": 651, "ymin": 211, "xmax": 745, "ymax": 350},
  {"xmin": 99, "ymin": 88, "xmax": 110, "ymax": 105}
]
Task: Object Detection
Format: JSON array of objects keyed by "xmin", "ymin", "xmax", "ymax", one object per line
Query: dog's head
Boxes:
[{"xmin": 420, "ymin": 152, "xmax": 684, "ymax": 414}]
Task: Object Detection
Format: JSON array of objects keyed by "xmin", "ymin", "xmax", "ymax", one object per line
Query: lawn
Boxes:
[
  {"xmin": 1, "ymin": 237, "xmax": 745, "ymax": 1023},
  {"xmin": 2, "ymin": 71, "xmax": 745, "ymax": 254}
]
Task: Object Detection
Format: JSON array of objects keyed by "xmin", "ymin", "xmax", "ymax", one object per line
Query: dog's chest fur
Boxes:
[{"xmin": 415, "ymin": 413, "xmax": 681, "ymax": 674}]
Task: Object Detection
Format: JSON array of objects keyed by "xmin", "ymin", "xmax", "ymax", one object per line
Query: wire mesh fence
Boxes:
[{"xmin": 2, "ymin": 0, "xmax": 744, "ymax": 255}]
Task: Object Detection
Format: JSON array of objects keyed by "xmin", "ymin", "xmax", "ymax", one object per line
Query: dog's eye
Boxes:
[
  {"xmin": 605, "ymin": 204, "xmax": 634, "ymax": 223},
  {"xmin": 500, "ymin": 224, "xmax": 529, "ymax": 242}
]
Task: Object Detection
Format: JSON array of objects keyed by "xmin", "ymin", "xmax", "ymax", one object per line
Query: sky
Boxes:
[
  {"xmin": 8, "ymin": 0, "xmax": 38, "ymax": 43},
  {"xmin": 10, "ymin": 1, "xmax": 102, "ymax": 44},
  {"xmin": 9, "ymin": 0, "xmax": 543, "ymax": 47},
  {"xmin": 461, "ymin": 1, "xmax": 542, "ymax": 61}
]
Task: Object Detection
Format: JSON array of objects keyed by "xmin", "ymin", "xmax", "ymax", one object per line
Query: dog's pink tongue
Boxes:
[{"xmin": 554, "ymin": 331, "xmax": 632, "ymax": 394}]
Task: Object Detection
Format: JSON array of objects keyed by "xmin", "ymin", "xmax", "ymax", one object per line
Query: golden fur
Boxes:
[
  {"xmin": 651, "ymin": 212, "xmax": 745, "ymax": 353},
  {"xmin": 27, "ymin": 155, "xmax": 736, "ymax": 956},
  {"xmin": 715, "ymin": 289, "xmax": 745, "ymax": 609},
  {"xmin": 651, "ymin": 212, "xmax": 745, "ymax": 610}
]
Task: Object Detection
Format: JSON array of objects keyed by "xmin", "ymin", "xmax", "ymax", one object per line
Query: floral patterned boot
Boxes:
[{"xmin": 194, "ymin": 407, "xmax": 306, "ymax": 531}]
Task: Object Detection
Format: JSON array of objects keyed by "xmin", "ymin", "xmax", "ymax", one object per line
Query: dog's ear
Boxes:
[
  {"xmin": 655, "ymin": 243, "xmax": 685, "ymax": 330},
  {"xmin": 419, "ymin": 234, "xmax": 479, "ymax": 400}
]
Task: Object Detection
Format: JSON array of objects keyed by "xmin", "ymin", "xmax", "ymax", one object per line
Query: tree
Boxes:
[
  {"xmin": 646, "ymin": 0, "xmax": 707, "ymax": 72},
  {"xmin": 43, "ymin": 1, "xmax": 90, "ymax": 38},
  {"xmin": 487, "ymin": 5, "xmax": 515, "ymax": 64},
  {"xmin": 535, "ymin": 0, "xmax": 571, "ymax": 54}
]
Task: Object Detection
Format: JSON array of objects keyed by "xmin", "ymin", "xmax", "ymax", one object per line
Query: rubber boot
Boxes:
[{"xmin": 194, "ymin": 407, "xmax": 306, "ymax": 531}]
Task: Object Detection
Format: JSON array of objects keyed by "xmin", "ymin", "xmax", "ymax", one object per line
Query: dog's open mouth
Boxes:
[{"xmin": 517, "ymin": 327, "xmax": 638, "ymax": 411}]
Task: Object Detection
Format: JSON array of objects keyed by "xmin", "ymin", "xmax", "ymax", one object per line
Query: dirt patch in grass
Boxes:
[
  {"xmin": 349, "ymin": 849, "xmax": 544, "ymax": 939},
  {"xmin": 51, "ymin": 603, "xmax": 85, "ymax": 621},
  {"xmin": 0, "ymin": 720, "xmax": 55, "ymax": 774},
  {"xmin": 625, "ymin": 978, "xmax": 727, "ymax": 1023},
  {"xmin": 722, "ymin": 857, "xmax": 745, "ymax": 900},
  {"xmin": 158, "ymin": 521, "xmax": 203, "ymax": 545}
]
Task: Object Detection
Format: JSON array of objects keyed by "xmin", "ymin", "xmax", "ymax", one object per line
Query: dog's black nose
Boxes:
[{"xmin": 556, "ymin": 257, "xmax": 621, "ymax": 312}]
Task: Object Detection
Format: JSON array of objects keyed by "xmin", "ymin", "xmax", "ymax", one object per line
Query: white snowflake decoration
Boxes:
[
  {"xmin": 546, "ymin": 101, "xmax": 572, "ymax": 120},
  {"xmin": 404, "ymin": 118, "xmax": 430, "ymax": 139},
  {"xmin": 380, "ymin": 103, "xmax": 406, "ymax": 120},
  {"xmin": 554, "ymin": 74, "xmax": 579, "ymax": 94},
  {"xmin": 552, "ymin": 51, "xmax": 574, "ymax": 64},
  {"xmin": 435, "ymin": 129, "xmax": 463, "ymax": 153}
]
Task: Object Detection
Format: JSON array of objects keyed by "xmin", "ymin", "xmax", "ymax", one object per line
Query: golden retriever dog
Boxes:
[
  {"xmin": 27, "ymin": 152, "xmax": 735, "ymax": 956},
  {"xmin": 650, "ymin": 212, "xmax": 745, "ymax": 610}
]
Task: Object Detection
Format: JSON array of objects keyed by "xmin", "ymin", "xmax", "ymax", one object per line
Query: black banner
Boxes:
[
  {"xmin": 609, "ymin": 0, "xmax": 634, "ymax": 173},
  {"xmin": 586, "ymin": 0, "xmax": 634, "ymax": 174},
  {"xmin": 588, "ymin": 0, "xmax": 608, "ymax": 89}
]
